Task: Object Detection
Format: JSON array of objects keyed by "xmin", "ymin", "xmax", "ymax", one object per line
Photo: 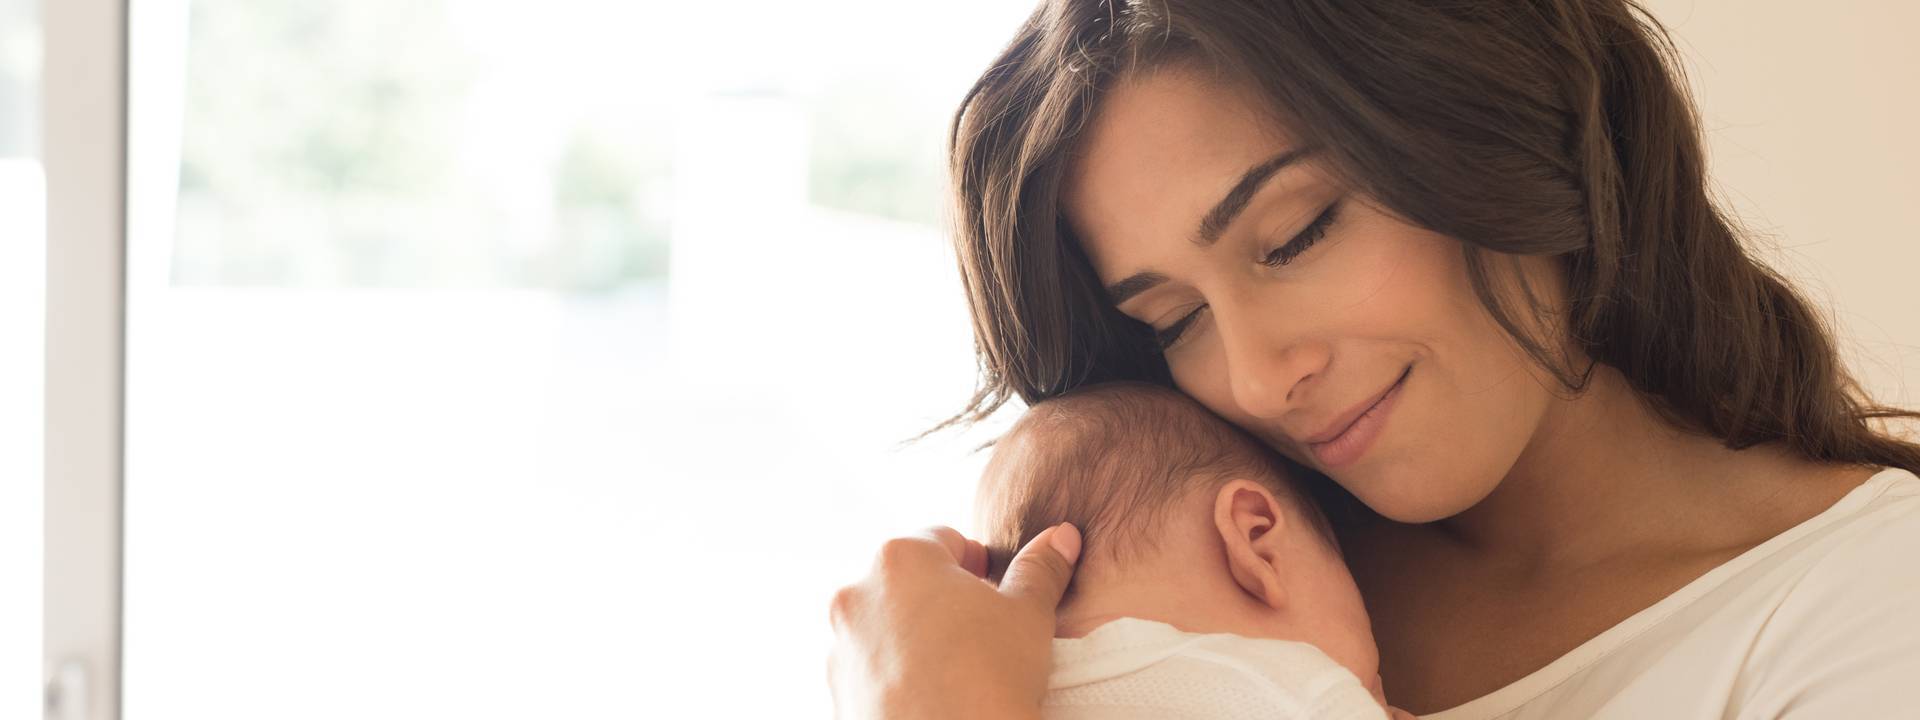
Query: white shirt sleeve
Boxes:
[{"xmin": 1731, "ymin": 500, "xmax": 1920, "ymax": 719}]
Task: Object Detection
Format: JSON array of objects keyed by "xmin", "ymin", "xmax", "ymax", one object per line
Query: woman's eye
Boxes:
[
  {"xmin": 1149, "ymin": 199, "xmax": 1343, "ymax": 352},
  {"xmin": 1261, "ymin": 199, "xmax": 1343, "ymax": 268},
  {"xmin": 1154, "ymin": 305, "xmax": 1207, "ymax": 349}
]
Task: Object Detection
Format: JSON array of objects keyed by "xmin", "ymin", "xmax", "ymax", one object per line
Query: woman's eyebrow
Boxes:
[
  {"xmin": 1196, "ymin": 145, "xmax": 1317, "ymax": 245},
  {"xmin": 1104, "ymin": 145, "xmax": 1317, "ymax": 306},
  {"xmin": 1105, "ymin": 271, "xmax": 1168, "ymax": 306}
]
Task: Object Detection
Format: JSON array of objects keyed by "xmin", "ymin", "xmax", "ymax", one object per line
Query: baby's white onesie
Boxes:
[{"xmin": 1046, "ymin": 617, "xmax": 1387, "ymax": 720}]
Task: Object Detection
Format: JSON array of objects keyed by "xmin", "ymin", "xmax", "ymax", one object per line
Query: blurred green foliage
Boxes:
[
  {"xmin": 807, "ymin": 77, "xmax": 947, "ymax": 226},
  {"xmin": 171, "ymin": 0, "xmax": 942, "ymax": 290}
]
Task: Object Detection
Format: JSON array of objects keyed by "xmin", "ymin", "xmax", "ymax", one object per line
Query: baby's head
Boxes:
[{"xmin": 977, "ymin": 382, "xmax": 1379, "ymax": 687}]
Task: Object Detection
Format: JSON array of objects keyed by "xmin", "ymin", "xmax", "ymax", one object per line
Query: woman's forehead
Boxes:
[{"xmin": 1063, "ymin": 68, "xmax": 1308, "ymax": 273}]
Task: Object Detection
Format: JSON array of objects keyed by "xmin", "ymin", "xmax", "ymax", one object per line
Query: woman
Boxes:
[{"xmin": 830, "ymin": 0, "xmax": 1920, "ymax": 717}]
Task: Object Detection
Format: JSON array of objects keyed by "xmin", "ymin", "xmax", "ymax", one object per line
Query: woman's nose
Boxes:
[{"xmin": 1216, "ymin": 305, "xmax": 1327, "ymax": 421}]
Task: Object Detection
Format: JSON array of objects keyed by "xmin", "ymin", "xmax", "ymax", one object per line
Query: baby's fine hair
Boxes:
[{"xmin": 979, "ymin": 381, "xmax": 1337, "ymax": 586}]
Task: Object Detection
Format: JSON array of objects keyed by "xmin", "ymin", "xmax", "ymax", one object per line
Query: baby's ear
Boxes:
[{"xmin": 1213, "ymin": 479, "xmax": 1289, "ymax": 609}]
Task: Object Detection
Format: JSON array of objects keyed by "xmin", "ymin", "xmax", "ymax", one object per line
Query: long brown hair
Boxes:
[{"xmin": 938, "ymin": 0, "xmax": 1920, "ymax": 477}]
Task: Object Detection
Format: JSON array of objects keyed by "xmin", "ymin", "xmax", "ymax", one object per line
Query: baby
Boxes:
[{"xmin": 976, "ymin": 382, "xmax": 1407, "ymax": 719}]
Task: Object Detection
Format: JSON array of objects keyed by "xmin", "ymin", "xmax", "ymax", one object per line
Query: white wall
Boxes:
[{"xmin": 1649, "ymin": 0, "xmax": 1920, "ymax": 411}]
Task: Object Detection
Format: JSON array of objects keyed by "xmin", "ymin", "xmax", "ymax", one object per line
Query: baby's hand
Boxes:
[{"xmin": 1386, "ymin": 707, "xmax": 1419, "ymax": 720}]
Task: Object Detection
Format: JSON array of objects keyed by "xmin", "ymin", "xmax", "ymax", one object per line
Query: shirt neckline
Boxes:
[{"xmin": 1419, "ymin": 466, "xmax": 1912, "ymax": 720}]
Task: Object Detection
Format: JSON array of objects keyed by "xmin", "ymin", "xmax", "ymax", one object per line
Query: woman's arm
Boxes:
[{"xmin": 828, "ymin": 524, "xmax": 1081, "ymax": 720}]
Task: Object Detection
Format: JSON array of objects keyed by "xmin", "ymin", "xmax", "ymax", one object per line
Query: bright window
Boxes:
[
  {"xmin": 0, "ymin": 0, "xmax": 41, "ymax": 715},
  {"xmin": 123, "ymin": 2, "xmax": 1029, "ymax": 717}
]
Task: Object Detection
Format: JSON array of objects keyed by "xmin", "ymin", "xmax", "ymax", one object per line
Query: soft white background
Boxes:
[
  {"xmin": 118, "ymin": 2, "xmax": 1035, "ymax": 718},
  {"xmin": 1660, "ymin": 1, "xmax": 1920, "ymax": 408},
  {"xmin": 4, "ymin": 0, "xmax": 45, "ymax": 716},
  {"xmin": 5, "ymin": 1, "xmax": 1915, "ymax": 718}
]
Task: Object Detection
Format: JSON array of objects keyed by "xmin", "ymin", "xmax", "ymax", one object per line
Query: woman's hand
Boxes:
[{"xmin": 828, "ymin": 523, "xmax": 1082, "ymax": 720}]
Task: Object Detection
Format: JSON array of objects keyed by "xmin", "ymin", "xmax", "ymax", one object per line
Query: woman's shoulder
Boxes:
[
  {"xmin": 1721, "ymin": 466, "xmax": 1920, "ymax": 716},
  {"xmin": 1797, "ymin": 465, "xmax": 1920, "ymax": 554},
  {"xmin": 1760, "ymin": 465, "xmax": 1920, "ymax": 590}
]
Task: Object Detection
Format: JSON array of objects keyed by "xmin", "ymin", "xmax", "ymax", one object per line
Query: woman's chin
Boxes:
[
  {"xmin": 1340, "ymin": 467, "xmax": 1488, "ymax": 525},
  {"xmin": 1365, "ymin": 498, "xmax": 1461, "ymax": 525}
]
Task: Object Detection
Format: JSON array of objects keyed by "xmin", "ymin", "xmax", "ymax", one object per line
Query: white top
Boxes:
[
  {"xmin": 1424, "ymin": 466, "xmax": 1920, "ymax": 719},
  {"xmin": 1046, "ymin": 617, "xmax": 1387, "ymax": 720}
]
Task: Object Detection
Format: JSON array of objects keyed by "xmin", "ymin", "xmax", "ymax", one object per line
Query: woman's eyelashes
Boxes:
[
  {"xmin": 1151, "ymin": 199, "xmax": 1344, "ymax": 350},
  {"xmin": 1260, "ymin": 198, "xmax": 1342, "ymax": 268},
  {"xmin": 1155, "ymin": 305, "xmax": 1207, "ymax": 349}
]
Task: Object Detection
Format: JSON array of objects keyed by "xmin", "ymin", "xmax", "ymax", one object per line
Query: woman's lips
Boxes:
[{"xmin": 1307, "ymin": 365, "xmax": 1411, "ymax": 469}]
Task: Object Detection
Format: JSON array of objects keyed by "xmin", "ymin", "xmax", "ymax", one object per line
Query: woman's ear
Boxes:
[{"xmin": 1213, "ymin": 479, "xmax": 1290, "ymax": 610}]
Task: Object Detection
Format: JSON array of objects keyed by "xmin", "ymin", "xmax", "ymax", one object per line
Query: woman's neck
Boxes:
[{"xmin": 1432, "ymin": 363, "xmax": 1824, "ymax": 570}]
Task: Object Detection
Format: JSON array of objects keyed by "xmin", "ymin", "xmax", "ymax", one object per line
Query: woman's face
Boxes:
[{"xmin": 1062, "ymin": 66, "xmax": 1559, "ymax": 522}]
